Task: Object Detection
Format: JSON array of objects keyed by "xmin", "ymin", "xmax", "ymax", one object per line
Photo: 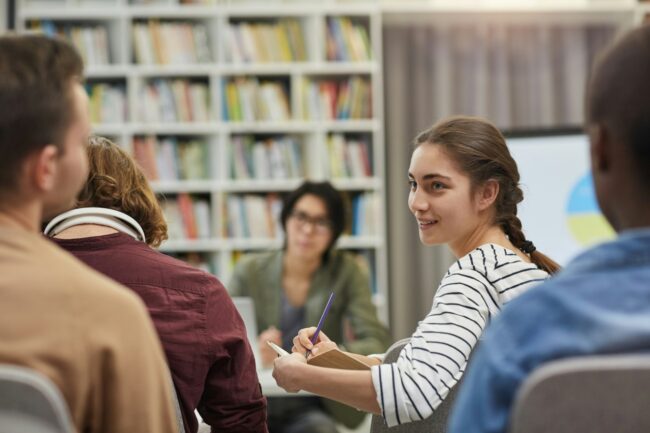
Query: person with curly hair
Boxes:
[{"xmin": 45, "ymin": 136, "xmax": 268, "ymax": 433}]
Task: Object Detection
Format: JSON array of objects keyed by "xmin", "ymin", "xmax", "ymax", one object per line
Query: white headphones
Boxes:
[{"xmin": 44, "ymin": 207, "xmax": 146, "ymax": 243}]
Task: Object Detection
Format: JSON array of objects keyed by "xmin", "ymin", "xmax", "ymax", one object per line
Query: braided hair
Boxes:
[{"xmin": 414, "ymin": 116, "xmax": 560, "ymax": 274}]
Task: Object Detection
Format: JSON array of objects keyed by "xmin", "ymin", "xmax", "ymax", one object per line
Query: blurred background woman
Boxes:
[{"xmin": 230, "ymin": 180, "xmax": 390, "ymax": 433}]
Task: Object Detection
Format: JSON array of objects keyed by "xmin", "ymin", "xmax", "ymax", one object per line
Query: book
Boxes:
[
  {"xmin": 266, "ymin": 342, "xmax": 373, "ymax": 371},
  {"xmin": 307, "ymin": 348, "xmax": 373, "ymax": 371}
]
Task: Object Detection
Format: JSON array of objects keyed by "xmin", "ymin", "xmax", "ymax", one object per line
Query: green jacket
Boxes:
[{"xmin": 229, "ymin": 249, "xmax": 391, "ymax": 427}]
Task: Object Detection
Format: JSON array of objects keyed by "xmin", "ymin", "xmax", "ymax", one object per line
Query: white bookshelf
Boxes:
[
  {"xmin": 16, "ymin": 0, "xmax": 389, "ymax": 322},
  {"xmin": 17, "ymin": 0, "xmax": 645, "ymax": 329},
  {"xmin": 380, "ymin": 0, "xmax": 638, "ymax": 27},
  {"xmin": 636, "ymin": 1, "xmax": 650, "ymax": 24},
  {"xmin": 1, "ymin": 0, "xmax": 6, "ymax": 33}
]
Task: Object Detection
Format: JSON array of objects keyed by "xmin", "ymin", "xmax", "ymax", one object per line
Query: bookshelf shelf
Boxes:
[
  {"xmin": 159, "ymin": 235, "xmax": 383, "ymax": 253},
  {"xmin": 129, "ymin": 123, "xmax": 219, "ymax": 134},
  {"xmin": 15, "ymin": 0, "xmax": 388, "ymax": 323},
  {"xmin": 87, "ymin": 65, "xmax": 132, "ymax": 78},
  {"xmin": 18, "ymin": 9, "xmax": 123, "ymax": 19},
  {"xmin": 380, "ymin": 1, "xmax": 637, "ymax": 15},
  {"xmin": 151, "ymin": 180, "xmax": 218, "ymax": 193},
  {"xmin": 221, "ymin": 178, "xmax": 381, "ymax": 192},
  {"xmin": 129, "ymin": 6, "xmax": 217, "ymax": 18},
  {"xmin": 637, "ymin": 1, "xmax": 650, "ymax": 23},
  {"xmin": 132, "ymin": 65, "xmax": 218, "ymax": 76},
  {"xmin": 219, "ymin": 62, "xmax": 377, "ymax": 75},
  {"xmin": 159, "ymin": 238, "xmax": 223, "ymax": 252},
  {"xmin": 224, "ymin": 179, "xmax": 304, "ymax": 192}
]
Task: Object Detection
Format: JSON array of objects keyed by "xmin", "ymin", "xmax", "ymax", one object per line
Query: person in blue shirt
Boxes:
[{"xmin": 448, "ymin": 24, "xmax": 650, "ymax": 433}]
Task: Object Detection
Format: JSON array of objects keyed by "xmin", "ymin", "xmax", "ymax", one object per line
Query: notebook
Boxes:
[{"xmin": 306, "ymin": 348, "xmax": 373, "ymax": 370}]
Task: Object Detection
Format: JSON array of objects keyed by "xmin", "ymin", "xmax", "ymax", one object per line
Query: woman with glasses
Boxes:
[{"xmin": 229, "ymin": 180, "xmax": 391, "ymax": 433}]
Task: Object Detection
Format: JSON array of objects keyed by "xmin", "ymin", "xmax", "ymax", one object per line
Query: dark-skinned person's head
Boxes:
[{"xmin": 585, "ymin": 25, "xmax": 650, "ymax": 233}]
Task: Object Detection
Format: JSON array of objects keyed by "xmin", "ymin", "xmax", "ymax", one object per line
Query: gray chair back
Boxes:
[
  {"xmin": 168, "ymin": 374, "xmax": 186, "ymax": 433},
  {"xmin": 0, "ymin": 364, "xmax": 74, "ymax": 433},
  {"xmin": 369, "ymin": 338, "xmax": 462, "ymax": 433},
  {"xmin": 510, "ymin": 354, "xmax": 650, "ymax": 433}
]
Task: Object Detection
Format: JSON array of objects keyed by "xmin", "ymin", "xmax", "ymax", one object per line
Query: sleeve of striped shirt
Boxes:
[{"xmin": 370, "ymin": 269, "xmax": 494, "ymax": 427}]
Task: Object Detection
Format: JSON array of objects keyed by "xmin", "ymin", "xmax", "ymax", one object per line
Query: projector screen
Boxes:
[{"xmin": 507, "ymin": 133, "xmax": 615, "ymax": 266}]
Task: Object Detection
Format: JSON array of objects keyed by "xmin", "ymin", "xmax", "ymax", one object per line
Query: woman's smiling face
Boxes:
[{"xmin": 408, "ymin": 143, "xmax": 483, "ymax": 248}]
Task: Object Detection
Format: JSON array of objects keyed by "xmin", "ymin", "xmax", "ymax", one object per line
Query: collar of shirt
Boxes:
[{"xmin": 562, "ymin": 228, "xmax": 650, "ymax": 277}]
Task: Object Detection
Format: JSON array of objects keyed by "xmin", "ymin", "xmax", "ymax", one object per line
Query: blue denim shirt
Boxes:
[{"xmin": 448, "ymin": 229, "xmax": 650, "ymax": 433}]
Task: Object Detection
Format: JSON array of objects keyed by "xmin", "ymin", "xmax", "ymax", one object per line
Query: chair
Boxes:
[
  {"xmin": 0, "ymin": 364, "xmax": 74, "ymax": 433},
  {"xmin": 169, "ymin": 378, "xmax": 186, "ymax": 433},
  {"xmin": 510, "ymin": 354, "xmax": 650, "ymax": 433},
  {"xmin": 369, "ymin": 338, "xmax": 462, "ymax": 433}
]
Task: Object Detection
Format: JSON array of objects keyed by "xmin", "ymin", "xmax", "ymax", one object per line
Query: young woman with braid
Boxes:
[{"xmin": 271, "ymin": 116, "xmax": 560, "ymax": 427}]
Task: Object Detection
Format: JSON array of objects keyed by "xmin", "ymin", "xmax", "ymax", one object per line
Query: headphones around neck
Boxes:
[{"xmin": 43, "ymin": 207, "xmax": 146, "ymax": 243}]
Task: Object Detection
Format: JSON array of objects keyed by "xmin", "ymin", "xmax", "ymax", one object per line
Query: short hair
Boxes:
[
  {"xmin": 586, "ymin": 25, "xmax": 650, "ymax": 187},
  {"xmin": 280, "ymin": 181, "xmax": 346, "ymax": 255},
  {"xmin": 0, "ymin": 34, "xmax": 83, "ymax": 193},
  {"xmin": 76, "ymin": 136, "xmax": 168, "ymax": 247}
]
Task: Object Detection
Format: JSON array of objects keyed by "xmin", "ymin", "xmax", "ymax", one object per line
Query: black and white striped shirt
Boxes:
[{"xmin": 371, "ymin": 244, "xmax": 549, "ymax": 427}]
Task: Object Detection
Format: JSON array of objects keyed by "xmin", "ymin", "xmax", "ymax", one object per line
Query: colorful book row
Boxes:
[
  {"xmin": 129, "ymin": 133, "xmax": 372, "ymax": 181},
  {"xmin": 87, "ymin": 82, "xmax": 127, "ymax": 123},
  {"xmin": 161, "ymin": 193, "xmax": 211, "ymax": 240},
  {"xmin": 223, "ymin": 77, "xmax": 290, "ymax": 122},
  {"xmin": 25, "ymin": 15, "xmax": 373, "ymax": 66},
  {"xmin": 230, "ymin": 135, "xmax": 303, "ymax": 180},
  {"xmin": 139, "ymin": 79, "xmax": 210, "ymax": 123},
  {"xmin": 321, "ymin": 133, "xmax": 372, "ymax": 178},
  {"xmin": 28, "ymin": 20, "xmax": 110, "ymax": 66},
  {"xmin": 350, "ymin": 193, "xmax": 379, "ymax": 236},
  {"xmin": 303, "ymin": 76, "xmax": 372, "ymax": 120},
  {"xmin": 225, "ymin": 194, "xmax": 283, "ymax": 239},
  {"xmin": 133, "ymin": 20, "xmax": 212, "ymax": 65},
  {"xmin": 325, "ymin": 16, "xmax": 372, "ymax": 62},
  {"xmin": 227, "ymin": 18, "xmax": 307, "ymax": 63},
  {"xmin": 133, "ymin": 136, "xmax": 209, "ymax": 181}
]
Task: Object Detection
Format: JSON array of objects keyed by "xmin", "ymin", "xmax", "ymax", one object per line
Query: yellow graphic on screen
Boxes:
[{"xmin": 566, "ymin": 173, "xmax": 615, "ymax": 246}]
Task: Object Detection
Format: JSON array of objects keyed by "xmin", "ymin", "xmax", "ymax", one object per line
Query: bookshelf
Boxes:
[
  {"xmin": 1, "ymin": 0, "xmax": 6, "ymax": 33},
  {"xmin": 637, "ymin": 1, "xmax": 650, "ymax": 25},
  {"xmin": 15, "ymin": 0, "xmax": 643, "ymax": 329},
  {"xmin": 15, "ymin": 0, "xmax": 388, "ymax": 322}
]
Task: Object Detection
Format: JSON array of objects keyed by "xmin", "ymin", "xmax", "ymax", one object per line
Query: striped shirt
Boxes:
[{"xmin": 371, "ymin": 243, "xmax": 549, "ymax": 426}]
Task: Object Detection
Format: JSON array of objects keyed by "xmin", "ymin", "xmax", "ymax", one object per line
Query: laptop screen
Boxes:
[{"xmin": 231, "ymin": 296, "xmax": 261, "ymax": 367}]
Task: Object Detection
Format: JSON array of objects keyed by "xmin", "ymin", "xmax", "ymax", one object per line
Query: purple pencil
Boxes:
[{"xmin": 306, "ymin": 292, "xmax": 335, "ymax": 358}]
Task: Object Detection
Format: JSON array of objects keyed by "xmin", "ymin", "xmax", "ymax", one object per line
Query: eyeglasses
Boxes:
[{"xmin": 289, "ymin": 210, "xmax": 333, "ymax": 234}]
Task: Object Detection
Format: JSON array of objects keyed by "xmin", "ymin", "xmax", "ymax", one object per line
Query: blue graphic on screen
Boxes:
[{"xmin": 566, "ymin": 173, "xmax": 614, "ymax": 245}]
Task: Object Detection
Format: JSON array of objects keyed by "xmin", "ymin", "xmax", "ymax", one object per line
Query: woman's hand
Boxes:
[
  {"xmin": 272, "ymin": 352, "xmax": 307, "ymax": 393},
  {"xmin": 258, "ymin": 326, "xmax": 282, "ymax": 369},
  {"xmin": 292, "ymin": 327, "xmax": 339, "ymax": 358}
]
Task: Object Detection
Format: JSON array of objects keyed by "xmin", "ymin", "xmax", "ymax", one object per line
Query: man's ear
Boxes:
[
  {"xmin": 477, "ymin": 179, "xmax": 499, "ymax": 211},
  {"xmin": 30, "ymin": 145, "xmax": 59, "ymax": 193},
  {"xmin": 588, "ymin": 123, "xmax": 609, "ymax": 174}
]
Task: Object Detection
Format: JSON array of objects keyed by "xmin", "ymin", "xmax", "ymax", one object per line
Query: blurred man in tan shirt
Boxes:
[{"xmin": 0, "ymin": 34, "xmax": 178, "ymax": 433}]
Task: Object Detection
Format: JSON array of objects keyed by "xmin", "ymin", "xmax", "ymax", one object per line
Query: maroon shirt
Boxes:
[{"xmin": 52, "ymin": 233, "xmax": 268, "ymax": 433}]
